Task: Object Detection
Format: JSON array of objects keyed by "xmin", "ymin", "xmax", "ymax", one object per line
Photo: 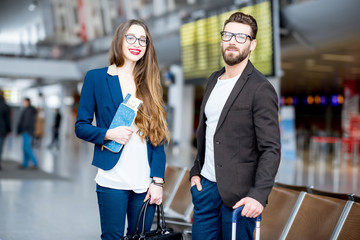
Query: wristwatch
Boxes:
[{"xmin": 151, "ymin": 179, "xmax": 165, "ymax": 187}]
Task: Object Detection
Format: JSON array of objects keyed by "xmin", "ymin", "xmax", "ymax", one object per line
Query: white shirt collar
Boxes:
[{"xmin": 107, "ymin": 64, "xmax": 117, "ymax": 76}]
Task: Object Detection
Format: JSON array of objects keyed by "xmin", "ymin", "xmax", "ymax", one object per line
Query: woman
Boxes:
[{"xmin": 75, "ymin": 19, "xmax": 169, "ymax": 239}]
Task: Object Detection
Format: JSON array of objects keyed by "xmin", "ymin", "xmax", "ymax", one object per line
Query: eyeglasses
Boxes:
[
  {"xmin": 125, "ymin": 34, "xmax": 148, "ymax": 47},
  {"xmin": 220, "ymin": 31, "xmax": 255, "ymax": 44}
]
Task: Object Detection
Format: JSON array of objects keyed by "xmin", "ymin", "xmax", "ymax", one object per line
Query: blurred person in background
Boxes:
[
  {"xmin": 33, "ymin": 107, "xmax": 45, "ymax": 148},
  {"xmin": 17, "ymin": 97, "xmax": 39, "ymax": 169},
  {"xmin": 75, "ymin": 19, "xmax": 169, "ymax": 240},
  {"xmin": 190, "ymin": 12, "xmax": 281, "ymax": 240},
  {"xmin": 0, "ymin": 89, "xmax": 11, "ymax": 170},
  {"xmin": 48, "ymin": 108, "xmax": 62, "ymax": 150}
]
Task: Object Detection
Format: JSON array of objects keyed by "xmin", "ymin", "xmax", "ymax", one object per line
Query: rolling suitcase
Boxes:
[{"xmin": 232, "ymin": 206, "xmax": 262, "ymax": 240}]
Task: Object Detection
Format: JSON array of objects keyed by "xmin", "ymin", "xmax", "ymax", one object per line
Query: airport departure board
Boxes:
[{"xmin": 180, "ymin": 0, "xmax": 274, "ymax": 81}]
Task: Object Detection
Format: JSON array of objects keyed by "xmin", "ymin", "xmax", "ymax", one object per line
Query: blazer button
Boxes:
[
  {"xmin": 215, "ymin": 141, "xmax": 220, "ymax": 145},
  {"xmin": 216, "ymin": 164, "xmax": 222, "ymax": 168}
]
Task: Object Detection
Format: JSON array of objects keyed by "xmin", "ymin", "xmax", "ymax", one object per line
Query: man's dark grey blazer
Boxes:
[{"xmin": 190, "ymin": 61, "xmax": 281, "ymax": 208}]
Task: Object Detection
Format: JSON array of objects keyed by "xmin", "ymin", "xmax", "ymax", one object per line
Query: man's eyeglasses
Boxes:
[
  {"xmin": 125, "ymin": 34, "xmax": 148, "ymax": 47},
  {"xmin": 220, "ymin": 31, "xmax": 255, "ymax": 44}
]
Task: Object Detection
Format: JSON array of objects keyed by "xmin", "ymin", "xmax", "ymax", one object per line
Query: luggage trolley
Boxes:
[{"xmin": 232, "ymin": 206, "xmax": 262, "ymax": 240}]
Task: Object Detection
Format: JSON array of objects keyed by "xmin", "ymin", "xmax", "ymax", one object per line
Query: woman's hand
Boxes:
[
  {"xmin": 144, "ymin": 183, "xmax": 163, "ymax": 205},
  {"xmin": 105, "ymin": 126, "xmax": 134, "ymax": 144}
]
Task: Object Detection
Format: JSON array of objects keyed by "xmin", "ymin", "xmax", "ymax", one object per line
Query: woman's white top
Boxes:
[
  {"xmin": 95, "ymin": 124, "xmax": 151, "ymax": 193},
  {"xmin": 201, "ymin": 73, "xmax": 241, "ymax": 182}
]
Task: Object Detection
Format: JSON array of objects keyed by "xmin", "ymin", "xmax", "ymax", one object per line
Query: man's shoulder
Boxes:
[
  {"xmin": 247, "ymin": 65, "xmax": 270, "ymax": 85},
  {"xmin": 30, "ymin": 106, "xmax": 37, "ymax": 113}
]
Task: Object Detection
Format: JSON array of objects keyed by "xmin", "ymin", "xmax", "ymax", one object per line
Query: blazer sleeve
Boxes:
[
  {"xmin": 190, "ymin": 150, "xmax": 202, "ymax": 179},
  {"xmin": 75, "ymin": 71, "xmax": 108, "ymax": 145},
  {"xmin": 149, "ymin": 143, "xmax": 166, "ymax": 179},
  {"xmin": 247, "ymin": 81, "xmax": 281, "ymax": 206}
]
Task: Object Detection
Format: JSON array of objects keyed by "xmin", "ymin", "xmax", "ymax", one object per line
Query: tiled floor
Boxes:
[
  {"xmin": 0, "ymin": 127, "xmax": 359, "ymax": 239},
  {"xmin": 0, "ymin": 134, "xmax": 100, "ymax": 240}
]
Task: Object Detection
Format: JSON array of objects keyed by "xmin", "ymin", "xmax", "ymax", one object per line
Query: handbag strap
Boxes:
[
  {"xmin": 154, "ymin": 203, "xmax": 167, "ymax": 233},
  {"xmin": 155, "ymin": 204, "xmax": 162, "ymax": 233},
  {"xmin": 140, "ymin": 200, "xmax": 150, "ymax": 238},
  {"xmin": 133, "ymin": 199, "xmax": 150, "ymax": 238},
  {"xmin": 135, "ymin": 200, "xmax": 169, "ymax": 239},
  {"xmin": 139, "ymin": 201, "xmax": 161, "ymax": 238},
  {"xmin": 158, "ymin": 204, "xmax": 168, "ymax": 233}
]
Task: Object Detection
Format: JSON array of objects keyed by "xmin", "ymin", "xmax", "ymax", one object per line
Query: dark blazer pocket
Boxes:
[
  {"xmin": 229, "ymin": 104, "xmax": 251, "ymax": 112},
  {"xmin": 228, "ymin": 107, "xmax": 251, "ymax": 119},
  {"xmin": 226, "ymin": 109, "xmax": 253, "ymax": 133},
  {"xmin": 236, "ymin": 162, "xmax": 256, "ymax": 191}
]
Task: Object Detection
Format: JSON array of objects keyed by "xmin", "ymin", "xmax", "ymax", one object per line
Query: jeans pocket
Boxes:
[{"xmin": 190, "ymin": 184, "xmax": 197, "ymax": 194}]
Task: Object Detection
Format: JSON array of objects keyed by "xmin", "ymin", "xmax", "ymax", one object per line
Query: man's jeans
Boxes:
[
  {"xmin": 191, "ymin": 177, "xmax": 255, "ymax": 240},
  {"xmin": 22, "ymin": 133, "xmax": 38, "ymax": 168}
]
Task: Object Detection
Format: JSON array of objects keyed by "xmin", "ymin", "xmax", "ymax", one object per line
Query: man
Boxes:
[
  {"xmin": 190, "ymin": 12, "xmax": 281, "ymax": 240},
  {"xmin": 48, "ymin": 108, "xmax": 62, "ymax": 149},
  {"xmin": 0, "ymin": 89, "xmax": 11, "ymax": 170},
  {"xmin": 17, "ymin": 98, "xmax": 38, "ymax": 169}
]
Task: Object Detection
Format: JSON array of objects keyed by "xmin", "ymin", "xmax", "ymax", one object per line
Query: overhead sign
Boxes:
[{"xmin": 180, "ymin": 0, "xmax": 274, "ymax": 81}]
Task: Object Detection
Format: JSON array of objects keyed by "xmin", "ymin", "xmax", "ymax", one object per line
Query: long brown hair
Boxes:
[{"xmin": 109, "ymin": 19, "xmax": 169, "ymax": 146}]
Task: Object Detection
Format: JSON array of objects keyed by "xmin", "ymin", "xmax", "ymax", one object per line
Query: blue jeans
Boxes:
[
  {"xmin": 22, "ymin": 133, "xmax": 38, "ymax": 168},
  {"xmin": 191, "ymin": 178, "xmax": 255, "ymax": 240},
  {"xmin": 96, "ymin": 184, "xmax": 156, "ymax": 240}
]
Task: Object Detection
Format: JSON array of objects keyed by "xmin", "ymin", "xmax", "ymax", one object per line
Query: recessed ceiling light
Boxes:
[
  {"xmin": 306, "ymin": 65, "xmax": 333, "ymax": 72},
  {"xmin": 305, "ymin": 59, "xmax": 315, "ymax": 66},
  {"xmin": 351, "ymin": 68, "xmax": 360, "ymax": 74},
  {"xmin": 322, "ymin": 54, "xmax": 355, "ymax": 62},
  {"xmin": 282, "ymin": 63, "xmax": 293, "ymax": 69}
]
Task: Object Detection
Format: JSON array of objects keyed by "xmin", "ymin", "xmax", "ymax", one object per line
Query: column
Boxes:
[{"xmin": 168, "ymin": 64, "xmax": 194, "ymax": 154}]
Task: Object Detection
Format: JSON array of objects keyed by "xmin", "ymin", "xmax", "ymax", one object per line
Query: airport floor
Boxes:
[{"xmin": 0, "ymin": 132, "xmax": 359, "ymax": 240}]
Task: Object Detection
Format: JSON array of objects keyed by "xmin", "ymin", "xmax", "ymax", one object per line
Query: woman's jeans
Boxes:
[
  {"xmin": 96, "ymin": 184, "xmax": 155, "ymax": 240},
  {"xmin": 191, "ymin": 177, "xmax": 255, "ymax": 240}
]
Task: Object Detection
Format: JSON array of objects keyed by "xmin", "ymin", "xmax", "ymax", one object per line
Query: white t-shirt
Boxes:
[
  {"xmin": 95, "ymin": 124, "xmax": 151, "ymax": 193},
  {"xmin": 201, "ymin": 73, "xmax": 241, "ymax": 182}
]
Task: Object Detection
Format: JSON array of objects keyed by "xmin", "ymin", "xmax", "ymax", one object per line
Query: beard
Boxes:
[{"xmin": 221, "ymin": 45, "xmax": 250, "ymax": 66}]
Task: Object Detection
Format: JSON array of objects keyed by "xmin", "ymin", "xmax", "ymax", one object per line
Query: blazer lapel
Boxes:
[
  {"xmin": 215, "ymin": 62, "xmax": 254, "ymax": 133},
  {"xmin": 106, "ymin": 74, "xmax": 123, "ymax": 110}
]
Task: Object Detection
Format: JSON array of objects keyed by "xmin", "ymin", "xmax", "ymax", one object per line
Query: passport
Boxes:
[{"xmin": 102, "ymin": 93, "xmax": 142, "ymax": 153}]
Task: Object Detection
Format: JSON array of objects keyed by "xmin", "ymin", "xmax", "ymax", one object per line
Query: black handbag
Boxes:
[{"xmin": 120, "ymin": 199, "xmax": 183, "ymax": 240}]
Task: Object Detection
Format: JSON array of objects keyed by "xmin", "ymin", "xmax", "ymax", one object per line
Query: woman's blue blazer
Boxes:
[{"xmin": 75, "ymin": 66, "xmax": 166, "ymax": 179}]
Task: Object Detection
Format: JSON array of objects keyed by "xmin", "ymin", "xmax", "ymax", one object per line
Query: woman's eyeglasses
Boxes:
[{"xmin": 125, "ymin": 34, "xmax": 148, "ymax": 47}]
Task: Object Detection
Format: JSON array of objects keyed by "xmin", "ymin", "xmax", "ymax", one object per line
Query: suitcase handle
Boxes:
[{"xmin": 232, "ymin": 205, "xmax": 262, "ymax": 223}]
